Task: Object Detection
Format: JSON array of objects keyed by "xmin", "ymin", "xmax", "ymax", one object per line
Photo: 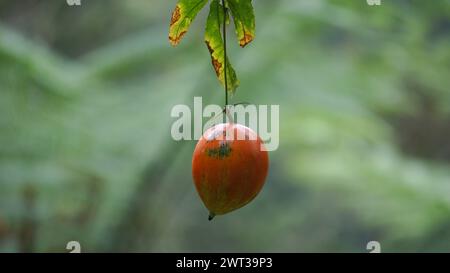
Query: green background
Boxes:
[{"xmin": 0, "ymin": 0, "xmax": 449, "ymax": 252}]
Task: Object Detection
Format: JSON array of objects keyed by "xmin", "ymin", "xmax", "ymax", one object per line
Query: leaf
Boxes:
[
  {"xmin": 205, "ymin": 0, "xmax": 240, "ymax": 93},
  {"xmin": 169, "ymin": 0, "xmax": 209, "ymax": 46},
  {"xmin": 227, "ymin": 0, "xmax": 255, "ymax": 47}
]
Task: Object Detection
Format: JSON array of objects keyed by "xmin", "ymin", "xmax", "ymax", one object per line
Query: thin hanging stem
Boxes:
[{"xmin": 222, "ymin": 0, "xmax": 228, "ymax": 108}]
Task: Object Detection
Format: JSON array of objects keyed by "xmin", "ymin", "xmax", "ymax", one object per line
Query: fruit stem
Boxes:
[
  {"xmin": 222, "ymin": 0, "xmax": 228, "ymax": 108},
  {"xmin": 208, "ymin": 212, "xmax": 216, "ymax": 221}
]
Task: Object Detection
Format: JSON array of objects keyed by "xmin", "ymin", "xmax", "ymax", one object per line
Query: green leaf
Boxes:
[
  {"xmin": 227, "ymin": 0, "xmax": 256, "ymax": 47},
  {"xmin": 205, "ymin": 0, "xmax": 240, "ymax": 93},
  {"xmin": 169, "ymin": 0, "xmax": 209, "ymax": 46}
]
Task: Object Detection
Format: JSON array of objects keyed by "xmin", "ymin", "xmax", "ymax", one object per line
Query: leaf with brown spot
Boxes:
[
  {"xmin": 227, "ymin": 0, "xmax": 255, "ymax": 47},
  {"xmin": 205, "ymin": 0, "xmax": 239, "ymax": 93},
  {"xmin": 169, "ymin": 0, "xmax": 209, "ymax": 46}
]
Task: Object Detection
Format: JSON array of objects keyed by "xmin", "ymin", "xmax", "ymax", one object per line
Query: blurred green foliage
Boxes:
[{"xmin": 0, "ymin": 0, "xmax": 449, "ymax": 252}]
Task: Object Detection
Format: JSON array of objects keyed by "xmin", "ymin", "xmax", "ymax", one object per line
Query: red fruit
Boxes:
[{"xmin": 192, "ymin": 123, "xmax": 269, "ymax": 220}]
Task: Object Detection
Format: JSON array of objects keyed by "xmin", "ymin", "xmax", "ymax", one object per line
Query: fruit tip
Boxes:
[{"xmin": 208, "ymin": 212, "xmax": 215, "ymax": 221}]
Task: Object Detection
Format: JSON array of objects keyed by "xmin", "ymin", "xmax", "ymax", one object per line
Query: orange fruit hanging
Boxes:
[{"xmin": 192, "ymin": 123, "xmax": 269, "ymax": 220}]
